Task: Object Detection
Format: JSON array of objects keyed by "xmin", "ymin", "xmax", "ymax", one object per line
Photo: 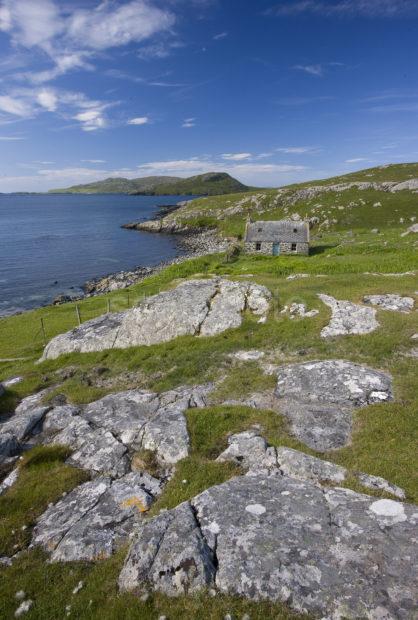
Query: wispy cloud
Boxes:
[
  {"xmin": 0, "ymin": 135, "xmax": 25, "ymax": 140},
  {"xmin": 0, "ymin": 0, "xmax": 176, "ymax": 85},
  {"xmin": 275, "ymin": 95, "xmax": 334, "ymax": 106},
  {"xmin": 182, "ymin": 117, "xmax": 196, "ymax": 127},
  {"xmin": 213, "ymin": 31, "xmax": 228, "ymax": 40},
  {"xmin": 294, "ymin": 63, "xmax": 324, "ymax": 76},
  {"xmin": 222, "ymin": 152, "xmax": 252, "ymax": 161},
  {"xmin": 0, "ymin": 86, "xmax": 115, "ymax": 131},
  {"xmin": 266, "ymin": 1, "xmax": 418, "ymax": 18},
  {"xmin": 128, "ymin": 116, "xmax": 150, "ymax": 125},
  {"xmin": 345, "ymin": 157, "xmax": 371, "ymax": 163},
  {"xmin": 276, "ymin": 146, "xmax": 320, "ymax": 154},
  {"xmin": 81, "ymin": 159, "xmax": 106, "ymax": 164}
]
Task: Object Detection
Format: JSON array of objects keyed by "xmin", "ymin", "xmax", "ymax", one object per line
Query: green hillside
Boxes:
[
  {"xmin": 157, "ymin": 163, "xmax": 418, "ymax": 238},
  {"xmin": 49, "ymin": 172, "xmax": 250, "ymax": 196}
]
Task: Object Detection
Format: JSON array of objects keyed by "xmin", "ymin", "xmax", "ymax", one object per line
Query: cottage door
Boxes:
[{"xmin": 272, "ymin": 243, "xmax": 280, "ymax": 256}]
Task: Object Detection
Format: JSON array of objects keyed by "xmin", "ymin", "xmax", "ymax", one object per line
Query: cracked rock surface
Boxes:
[
  {"xmin": 318, "ymin": 294, "xmax": 379, "ymax": 337},
  {"xmin": 216, "ymin": 431, "xmax": 405, "ymax": 498},
  {"xmin": 40, "ymin": 279, "xmax": 271, "ymax": 360},
  {"xmin": 119, "ymin": 474, "xmax": 417, "ymax": 619},
  {"xmin": 275, "ymin": 360, "xmax": 393, "ymax": 450},
  {"xmin": 32, "ymin": 472, "xmax": 163, "ymax": 562},
  {"xmin": 363, "ymin": 294, "xmax": 415, "ymax": 313},
  {"xmin": 0, "ymin": 390, "xmax": 51, "ymax": 463}
]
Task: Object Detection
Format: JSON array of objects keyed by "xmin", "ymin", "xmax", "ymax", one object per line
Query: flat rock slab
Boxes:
[
  {"xmin": 318, "ymin": 294, "xmax": 379, "ymax": 337},
  {"xmin": 363, "ymin": 294, "xmax": 415, "ymax": 313},
  {"xmin": 120, "ymin": 474, "xmax": 418, "ymax": 619},
  {"xmin": 33, "ymin": 472, "xmax": 163, "ymax": 562},
  {"xmin": 40, "ymin": 279, "xmax": 271, "ymax": 360},
  {"xmin": 275, "ymin": 360, "xmax": 393, "ymax": 450},
  {"xmin": 217, "ymin": 432, "xmax": 405, "ymax": 498}
]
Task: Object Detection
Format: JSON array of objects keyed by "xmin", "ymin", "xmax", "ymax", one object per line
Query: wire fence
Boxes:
[{"xmin": 0, "ymin": 287, "xmax": 158, "ymax": 361}]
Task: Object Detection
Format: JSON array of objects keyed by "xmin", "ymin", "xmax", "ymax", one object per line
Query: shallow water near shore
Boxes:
[{"xmin": 0, "ymin": 194, "xmax": 193, "ymax": 316}]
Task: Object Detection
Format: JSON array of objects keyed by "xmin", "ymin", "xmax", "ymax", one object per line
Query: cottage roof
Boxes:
[{"xmin": 245, "ymin": 220, "xmax": 309, "ymax": 243}]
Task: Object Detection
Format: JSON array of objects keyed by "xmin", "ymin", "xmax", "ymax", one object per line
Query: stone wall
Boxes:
[{"xmin": 244, "ymin": 242, "xmax": 309, "ymax": 256}]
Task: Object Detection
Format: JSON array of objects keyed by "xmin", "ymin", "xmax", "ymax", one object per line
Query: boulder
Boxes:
[
  {"xmin": 274, "ymin": 360, "xmax": 393, "ymax": 450},
  {"xmin": 33, "ymin": 471, "xmax": 163, "ymax": 562},
  {"xmin": 318, "ymin": 294, "xmax": 379, "ymax": 337},
  {"xmin": 120, "ymin": 474, "xmax": 418, "ymax": 619},
  {"xmin": 363, "ymin": 294, "xmax": 415, "ymax": 313},
  {"xmin": 40, "ymin": 279, "xmax": 271, "ymax": 360}
]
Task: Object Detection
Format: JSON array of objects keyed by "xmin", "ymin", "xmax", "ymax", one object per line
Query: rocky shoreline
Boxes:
[{"xmin": 54, "ymin": 228, "xmax": 228, "ymax": 301}]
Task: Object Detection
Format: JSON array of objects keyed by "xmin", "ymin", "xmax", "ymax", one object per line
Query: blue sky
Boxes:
[{"xmin": 0, "ymin": 0, "xmax": 417, "ymax": 191}]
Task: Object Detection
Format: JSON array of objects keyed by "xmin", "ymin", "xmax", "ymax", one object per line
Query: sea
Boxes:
[{"xmin": 0, "ymin": 194, "xmax": 193, "ymax": 317}]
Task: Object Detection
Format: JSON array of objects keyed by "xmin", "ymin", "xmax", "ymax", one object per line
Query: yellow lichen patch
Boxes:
[{"xmin": 121, "ymin": 496, "xmax": 149, "ymax": 513}]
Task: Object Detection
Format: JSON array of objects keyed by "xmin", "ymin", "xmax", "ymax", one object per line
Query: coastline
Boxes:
[
  {"xmin": 80, "ymin": 228, "xmax": 227, "ymax": 298},
  {"xmin": 0, "ymin": 216, "xmax": 227, "ymax": 316}
]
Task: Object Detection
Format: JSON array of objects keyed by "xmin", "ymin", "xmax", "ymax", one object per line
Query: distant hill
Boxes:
[{"xmin": 49, "ymin": 172, "xmax": 250, "ymax": 196}]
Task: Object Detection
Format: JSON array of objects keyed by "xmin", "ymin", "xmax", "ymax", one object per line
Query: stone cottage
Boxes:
[{"xmin": 244, "ymin": 219, "xmax": 309, "ymax": 256}]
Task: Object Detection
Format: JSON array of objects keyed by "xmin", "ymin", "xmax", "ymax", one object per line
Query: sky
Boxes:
[{"xmin": 0, "ymin": 0, "xmax": 417, "ymax": 192}]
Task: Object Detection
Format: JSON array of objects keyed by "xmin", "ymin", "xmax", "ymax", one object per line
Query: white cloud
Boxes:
[
  {"xmin": 128, "ymin": 116, "xmax": 150, "ymax": 125},
  {"xmin": 294, "ymin": 64, "xmax": 324, "ymax": 77},
  {"xmin": 36, "ymin": 88, "xmax": 58, "ymax": 112},
  {"xmin": 0, "ymin": 0, "xmax": 175, "ymax": 86},
  {"xmin": 81, "ymin": 159, "xmax": 106, "ymax": 164},
  {"xmin": 222, "ymin": 152, "xmax": 252, "ymax": 161},
  {"xmin": 267, "ymin": 1, "xmax": 418, "ymax": 18},
  {"xmin": 68, "ymin": 1, "xmax": 175, "ymax": 50},
  {"xmin": 276, "ymin": 146, "xmax": 319, "ymax": 154},
  {"xmin": 345, "ymin": 157, "xmax": 370, "ymax": 163},
  {"xmin": 0, "ymin": 94, "xmax": 33, "ymax": 117},
  {"xmin": 213, "ymin": 31, "xmax": 228, "ymax": 40},
  {"xmin": 182, "ymin": 117, "xmax": 196, "ymax": 127},
  {"xmin": 0, "ymin": 135, "xmax": 25, "ymax": 140},
  {"xmin": 74, "ymin": 109, "xmax": 106, "ymax": 132}
]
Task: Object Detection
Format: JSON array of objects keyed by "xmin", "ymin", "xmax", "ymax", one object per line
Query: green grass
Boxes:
[
  {"xmin": 0, "ymin": 446, "xmax": 88, "ymax": 557},
  {"xmin": 0, "ymin": 190, "xmax": 417, "ymax": 619},
  {"xmin": 0, "ymin": 548, "xmax": 306, "ymax": 620}
]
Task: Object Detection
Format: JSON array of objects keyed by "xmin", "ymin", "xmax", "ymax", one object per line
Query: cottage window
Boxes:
[
  {"xmin": 293, "ymin": 228, "xmax": 298, "ymax": 233},
  {"xmin": 291, "ymin": 243, "xmax": 297, "ymax": 251},
  {"xmin": 258, "ymin": 228, "xmax": 262, "ymax": 232},
  {"xmin": 255, "ymin": 242, "xmax": 261, "ymax": 251}
]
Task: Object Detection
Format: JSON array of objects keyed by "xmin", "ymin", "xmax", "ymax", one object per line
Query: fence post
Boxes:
[
  {"xmin": 75, "ymin": 304, "xmax": 81, "ymax": 325},
  {"xmin": 40, "ymin": 318, "xmax": 47, "ymax": 345},
  {"xmin": 107, "ymin": 298, "xmax": 111, "ymax": 313},
  {"xmin": 127, "ymin": 290, "xmax": 130, "ymax": 308}
]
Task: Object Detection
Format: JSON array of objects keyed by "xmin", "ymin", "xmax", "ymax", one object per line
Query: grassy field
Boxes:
[{"xmin": 0, "ymin": 166, "xmax": 417, "ymax": 619}]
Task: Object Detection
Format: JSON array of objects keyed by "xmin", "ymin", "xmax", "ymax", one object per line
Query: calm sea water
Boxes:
[{"xmin": 0, "ymin": 194, "xmax": 191, "ymax": 316}]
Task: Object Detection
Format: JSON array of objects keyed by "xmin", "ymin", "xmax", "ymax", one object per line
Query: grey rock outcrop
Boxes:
[
  {"xmin": 46, "ymin": 385, "xmax": 212, "ymax": 476},
  {"xmin": 216, "ymin": 431, "xmax": 405, "ymax": 498},
  {"xmin": 119, "ymin": 474, "xmax": 417, "ymax": 619},
  {"xmin": 318, "ymin": 294, "xmax": 380, "ymax": 337},
  {"xmin": 41, "ymin": 279, "xmax": 271, "ymax": 360},
  {"xmin": 274, "ymin": 360, "xmax": 393, "ymax": 450},
  {"xmin": 119, "ymin": 501, "xmax": 216, "ymax": 596},
  {"xmin": 363, "ymin": 294, "xmax": 415, "ymax": 313},
  {"xmin": 0, "ymin": 390, "xmax": 51, "ymax": 462},
  {"xmin": 32, "ymin": 472, "xmax": 163, "ymax": 562}
]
